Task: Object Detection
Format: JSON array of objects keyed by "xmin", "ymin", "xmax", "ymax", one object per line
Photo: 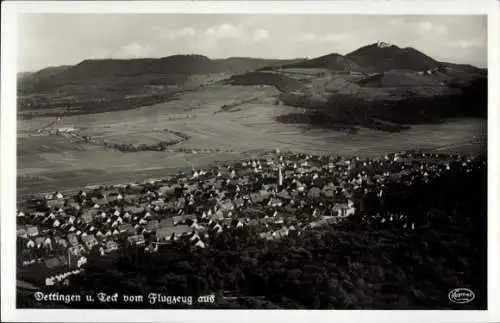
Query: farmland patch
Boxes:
[{"xmin": 17, "ymin": 83, "xmax": 486, "ymax": 200}]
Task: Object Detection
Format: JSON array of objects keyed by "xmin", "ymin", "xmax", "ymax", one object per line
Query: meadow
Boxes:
[{"xmin": 17, "ymin": 84, "xmax": 486, "ymax": 199}]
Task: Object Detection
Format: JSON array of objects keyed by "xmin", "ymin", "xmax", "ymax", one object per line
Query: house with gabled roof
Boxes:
[
  {"xmin": 77, "ymin": 256, "xmax": 87, "ymax": 268},
  {"xmin": 261, "ymin": 216, "xmax": 276, "ymax": 225},
  {"xmin": 322, "ymin": 215, "xmax": 340, "ymax": 224},
  {"xmin": 123, "ymin": 211, "xmax": 132, "ymax": 220},
  {"xmin": 184, "ymin": 213, "xmax": 197, "ymax": 221},
  {"xmin": 272, "ymin": 227, "xmax": 289, "ymax": 239},
  {"xmin": 107, "ymin": 192, "xmax": 120, "ymax": 202},
  {"xmin": 67, "ymin": 233, "xmax": 79, "ymax": 246},
  {"xmin": 67, "ymin": 201, "xmax": 81, "ymax": 211},
  {"xmin": 172, "ymin": 215, "xmax": 184, "ymax": 226},
  {"xmin": 232, "ymin": 218, "xmax": 245, "ymax": 228},
  {"xmin": 233, "ymin": 198, "xmax": 245, "ymax": 208},
  {"xmin": 219, "ymin": 199, "xmax": 234, "ymax": 212},
  {"xmin": 156, "ymin": 225, "xmax": 191, "ymax": 242},
  {"xmin": 26, "ymin": 225, "xmax": 39, "ymax": 237},
  {"xmin": 32, "ymin": 211, "xmax": 46, "ymax": 219},
  {"xmin": 17, "ymin": 228, "xmax": 28, "ymax": 239},
  {"xmin": 57, "ymin": 255, "xmax": 68, "ymax": 267},
  {"xmin": 44, "ymin": 257, "xmax": 62, "ymax": 270},
  {"xmin": 332, "ymin": 202, "xmax": 356, "ymax": 218},
  {"xmin": 104, "ymin": 240, "xmax": 118, "ymax": 253},
  {"xmin": 26, "ymin": 239, "xmax": 35, "ymax": 249},
  {"xmin": 221, "ymin": 218, "xmax": 232, "ymax": 227},
  {"xmin": 159, "ymin": 218, "xmax": 173, "ymax": 227},
  {"xmin": 47, "ymin": 198, "xmax": 65, "ymax": 209},
  {"xmin": 124, "ymin": 205, "xmax": 145, "ymax": 214},
  {"xmin": 91, "ymin": 195, "xmax": 107, "ymax": 205},
  {"xmin": 67, "ymin": 215, "xmax": 77, "ymax": 224},
  {"xmin": 52, "ymin": 218, "xmax": 61, "ymax": 228},
  {"xmin": 212, "ymin": 222, "xmax": 223, "ymax": 234},
  {"xmin": 267, "ymin": 197, "xmax": 283, "ymax": 207},
  {"xmin": 192, "ymin": 238, "xmax": 206, "ymax": 249},
  {"xmin": 277, "ymin": 190, "xmax": 291, "ymax": 200},
  {"xmin": 175, "ymin": 199, "xmax": 186, "ymax": 209},
  {"xmin": 146, "ymin": 220, "xmax": 160, "ymax": 231},
  {"xmin": 81, "ymin": 212, "xmax": 94, "ymax": 224},
  {"xmin": 143, "ymin": 211, "xmax": 153, "ymax": 220},
  {"xmin": 55, "ymin": 236, "xmax": 69, "ymax": 249},
  {"xmin": 246, "ymin": 218, "xmax": 259, "ymax": 226},
  {"xmin": 67, "ymin": 244, "xmax": 85, "ymax": 266},
  {"xmin": 259, "ymin": 231, "xmax": 273, "ymax": 240},
  {"xmin": 118, "ymin": 223, "xmax": 134, "ymax": 234},
  {"xmin": 81, "ymin": 234, "xmax": 98, "ymax": 250},
  {"xmin": 124, "ymin": 194, "xmax": 141, "ymax": 203},
  {"xmin": 127, "ymin": 234, "xmax": 145, "ymax": 245},
  {"xmin": 151, "ymin": 199, "xmax": 165, "ymax": 207},
  {"xmin": 158, "ymin": 185, "xmax": 174, "ymax": 196},
  {"xmin": 34, "ymin": 236, "xmax": 44, "ymax": 248},
  {"xmin": 43, "ymin": 237, "xmax": 53, "ymax": 249},
  {"xmin": 308, "ymin": 187, "xmax": 321, "ymax": 198},
  {"xmin": 209, "ymin": 209, "xmax": 224, "ymax": 221}
]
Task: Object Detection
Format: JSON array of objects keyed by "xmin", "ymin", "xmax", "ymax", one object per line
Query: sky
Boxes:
[{"xmin": 17, "ymin": 14, "xmax": 487, "ymax": 72}]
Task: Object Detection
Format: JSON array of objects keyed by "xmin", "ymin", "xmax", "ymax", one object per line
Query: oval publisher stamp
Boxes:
[{"xmin": 448, "ymin": 288, "xmax": 475, "ymax": 304}]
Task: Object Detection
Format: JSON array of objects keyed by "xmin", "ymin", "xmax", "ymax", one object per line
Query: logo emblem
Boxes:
[{"xmin": 448, "ymin": 288, "xmax": 475, "ymax": 304}]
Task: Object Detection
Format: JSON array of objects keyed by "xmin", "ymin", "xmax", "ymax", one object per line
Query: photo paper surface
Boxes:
[{"xmin": 1, "ymin": 1, "xmax": 499, "ymax": 322}]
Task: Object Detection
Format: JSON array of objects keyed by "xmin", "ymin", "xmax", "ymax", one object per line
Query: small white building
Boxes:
[{"xmin": 57, "ymin": 127, "xmax": 76, "ymax": 133}]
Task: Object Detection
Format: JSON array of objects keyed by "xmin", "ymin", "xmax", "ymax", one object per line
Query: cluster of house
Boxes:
[
  {"xmin": 45, "ymin": 268, "xmax": 84, "ymax": 287},
  {"xmin": 332, "ymin": 151, "xmax": 483, "ymax": 228},
  {"xmin": 17, "ymin": 149, "xmax": 482, "ymax": 287}
]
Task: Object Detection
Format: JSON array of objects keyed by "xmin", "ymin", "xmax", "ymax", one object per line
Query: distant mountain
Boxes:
[
  {"xmin": 18, "ymin": 71, "xmax": 34, "ymax": 80},
  {"xmin": 346, "ymin": 42, "xmax": 439, "ymax": 73},
  {"xmin": 20, "ymin": 65, "xmax": 71, "ymax": 81},
  {"xmin": 256, "ymin": 42, "xmax": 481, "ymax": 75},
  {"xmin": 279, "ymin": 53, "xmax": 366, "ymax": 73},
  {"xmin": 224, "ymin": 42, "xmax": 487, "ymax": 127},
  {"xmin": 229, "ymin": 42, "xmax": 485, "ymax": 93},
  {"xmin": 18, "ymin": 55, "xmax": 302, "ymax": 95},
  {"xmin": 18, "ymin": 42, "xmax": 486, "ymax": 124}
]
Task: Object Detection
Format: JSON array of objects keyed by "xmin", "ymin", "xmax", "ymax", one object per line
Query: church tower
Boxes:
[{"xmin": 278, "ymin": 164, "xmax": 283, "ymax": 187}]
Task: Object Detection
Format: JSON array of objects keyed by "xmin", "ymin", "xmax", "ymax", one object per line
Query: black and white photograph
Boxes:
[{"xmin": 1, "ymin": 1, "xmax": 499, "ymax": 322}]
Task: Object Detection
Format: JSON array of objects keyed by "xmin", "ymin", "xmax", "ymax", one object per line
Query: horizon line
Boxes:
[
  {"xmin": 18, "ymin": 53, "xmax": 487, "ymax": 75},
  {"xmin": 18, "ymin": 40, "xmax": 488, "ymax": 73}
]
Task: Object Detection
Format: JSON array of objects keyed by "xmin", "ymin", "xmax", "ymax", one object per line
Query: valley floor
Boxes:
[{"xmin": 16, "ymin": 85, "xmax": 487, "ymax": 200}]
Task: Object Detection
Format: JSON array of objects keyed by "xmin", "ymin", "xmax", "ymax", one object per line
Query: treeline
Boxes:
[
  {"xmin": 103, "ymin": 141, "xmax": 183, "ymax": 152},
  {"xmin": 225, "ymin": 72, "xmax": 303, "ymax": 93},
  {"xmin": 18, "ymin": 91, "xmax": 181, "ymax": 119},
  {"xmin": 20, "ymin": 159, "xmax": 487, "ymax": 309},
  {"xmin": 276, "ymin": 112, "xmax": 411, "ymax": 133},
  {"xmin": 80, "ymin": 129, "xmax": 191, "ymax": 153},
  {"xmin": 275, "ymin": 113, "xmax": 359, "ymax": 133}
]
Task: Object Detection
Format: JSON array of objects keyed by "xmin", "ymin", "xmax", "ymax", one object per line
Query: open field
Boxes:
[{"xmin": 17, "ymin": 84, "xmax": 486, "ymax": 199}]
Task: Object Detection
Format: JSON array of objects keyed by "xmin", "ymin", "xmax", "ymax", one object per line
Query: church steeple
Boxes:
[{"xmin": 278, "ymin": 164, "xmax": 283, "ymax": 187}]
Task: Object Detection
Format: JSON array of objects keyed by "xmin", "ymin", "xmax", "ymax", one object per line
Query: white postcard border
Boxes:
[{"xmin": 2, "ymin": 1, "xmax": 499, "ymax": 322}]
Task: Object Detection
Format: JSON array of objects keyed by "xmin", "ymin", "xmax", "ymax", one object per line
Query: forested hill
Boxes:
[{"xmin": 18, "ymin": 56, "xmax": 304, "ymax": 95}]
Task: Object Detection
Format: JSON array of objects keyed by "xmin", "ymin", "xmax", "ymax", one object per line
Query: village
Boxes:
[{"xmin": 16, "ymin": 149, "xmax": 484, "ymax": 288}]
